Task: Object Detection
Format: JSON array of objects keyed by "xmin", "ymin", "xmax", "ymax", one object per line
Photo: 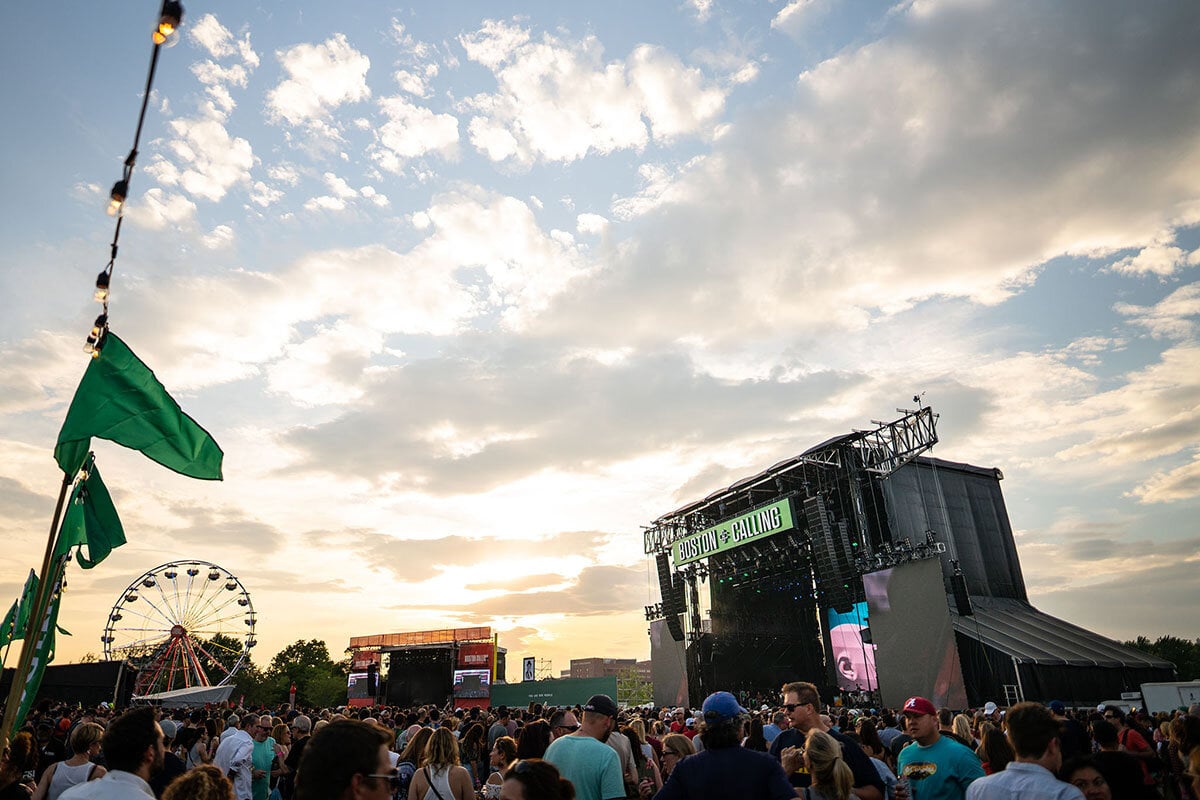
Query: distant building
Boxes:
[{"xmin": 568, "ymin": 657, "xmax": 636, "ymax": 679}]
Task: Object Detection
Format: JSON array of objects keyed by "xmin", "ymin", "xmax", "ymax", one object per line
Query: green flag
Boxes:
[
  {"xmin": 0, "ymin": 600, "xmax": 16, "ymax": 649},
  {"xmin": 54, "ymin": 332, "xmax": 223, "ymax": 480},
  {"xmin": 12, "ymin": 566, "xmax": 65, "ymax": 730},
  {"xmin": 53, "ymin": 458, "xmax": 126, "ymax": 569},
  {"xmin": 0, "ymin": 570, "xmax": 39, "ymax": 648}
]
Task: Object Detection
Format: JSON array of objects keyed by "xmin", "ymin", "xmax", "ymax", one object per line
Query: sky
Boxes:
[{"xmin": 1, "ymin": 0, "xmax": 1198, "ymax": 684}]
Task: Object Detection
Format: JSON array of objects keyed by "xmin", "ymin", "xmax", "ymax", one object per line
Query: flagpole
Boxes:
[{"xmin": 0, "ymin": 471, "xmax": 72, "ymax": 752}]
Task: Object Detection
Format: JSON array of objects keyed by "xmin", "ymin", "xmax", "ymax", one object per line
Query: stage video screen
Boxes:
[
  {"xmin": 827, "ymin": 603, "xmax": 877, "ymax": 692},
  {"xmin": 346, "ymin": 671, "xmax": 372, "ymax": 699},
  {"xmin": 453, "ymin": 668, "xmax": 491, "ymax": 698},
  {"xmin": 863, "ymin": 558, "xmax": 967, "ymax": 709}
]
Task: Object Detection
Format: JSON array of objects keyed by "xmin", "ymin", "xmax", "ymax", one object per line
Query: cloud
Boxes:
[
  {"xmin": 127, "ymin": 188, "xmax": 198, "ymax": 230},
  {"xmin": 164, "ymin": 501, "xmax": 285, "ymax": 554},
  {"xmin": 0, "ymin": 476, "xmax": 49, "ymax": 521},
  {"xmin": 1115, "ymin": 283, "xmax": 1200, "ymax": 339},
  {"xmin": 1110, "ymin": 242, "xmax": 1200, "ymax": 276},
  {"xmin": 267, "ymin": 34, "xmax": 371, "ymax": 126},
  {"xmin": 1131, "ymin": 453, "xmax": 1200, "ymax": 503},
  {"xmin": 0, "ymin": 332, "xmax": 86, "ymax": 415},
  {"xmin": 408, "ymin": 564, "xmax": 647, "ymax": 617},
  {"xmin": 1033, "ymin": 555, "xmax": 1200, "ymax": 642},
  {"xmin": 540, "ymin": 0, "xmax": 1200, "ymax": 344},
  {"xmin": 576, "ymin": 213, "xmax": 609, "ymax": 235},
  {"xmin": 144, "ymin": 117, "xmax": 253, "ymax": 202},
  {"xmin": 202, "ymin": 224, "xmax": 235, "ymax": 249},
  {"xmin": 283, "ymin": 345, "xmax": 857, "ymax": 491},
  {"xmin": 370, "ymin": 96, "xmax": 459, "ymax": 172},
  {"xmin": 772, "ymin": 0, "xmax": 826, "ymax": 36},
  {"xmin": 326, "ymin": 530, "xmax": 612, "ymax": 582},
  {"xmin": 189, "ymin": 14, "xmax": 237, "ymax": 59},
  {"xmin": 460, "ymin": 20, "xmax": 726, "ymax": 163}
]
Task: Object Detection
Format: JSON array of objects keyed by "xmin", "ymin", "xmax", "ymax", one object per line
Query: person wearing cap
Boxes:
[
  {"xmin": 964, "ymin": 702, "xmax": 1083, "ymax": 800},
  {"xmin": 645, "ymin": 691, "xmax": 794, "ymax": 800},
  {"xmin": 543, "ymin": 695, "xmax": 625, "ymax": 800},
  {"xmin": 769, "ymin": 682, "xmax": 884, "ymax": 800},
  {"xmin": 981, "ymin": 703, "xmax": 999, "ymax": 725},
  {"xmin": 895, "ymin": 696, "xmax": 984, "ymax": 800},
  {"xmin": 149, "ymin": 720, "xmax": 187, "ymax": 798},
  {"xmin": 1048, "ymin": 703, "xmax": 1088, "ymax": 763}
]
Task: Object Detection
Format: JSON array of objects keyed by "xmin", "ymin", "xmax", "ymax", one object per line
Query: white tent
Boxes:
[{"xmin": 132, "ymin": 684, "xmax": 236, "ymax": 708}]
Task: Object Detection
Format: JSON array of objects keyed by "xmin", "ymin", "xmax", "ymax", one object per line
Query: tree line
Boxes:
[{"xmin": 1124, "ymin": 635, "xmax": 1200, "ymax": 682}]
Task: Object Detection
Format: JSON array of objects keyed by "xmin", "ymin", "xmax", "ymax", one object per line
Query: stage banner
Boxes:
[
  {"xmin": 672, "ymin": 498, "xmax": 795, "ymax": 566},
  {"xmin": 458, "ymin": 642, "xmax": 492, "ymax": 670}
]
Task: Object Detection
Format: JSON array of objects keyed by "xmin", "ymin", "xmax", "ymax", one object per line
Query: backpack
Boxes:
[{"xmin": 395, "ymin": 760, "xmax": 416, "ymax": 800}]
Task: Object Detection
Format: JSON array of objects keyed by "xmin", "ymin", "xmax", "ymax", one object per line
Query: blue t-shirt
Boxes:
[
  {"xmin": 896, "ymin": 735, "xmax": 985, "ymax": 800},
  {"xmin": 544, "ymin": 735, "xmax": 625, "ymax": 800},
  {"xmin": 654, "ymin": 747, "xmax": 796, "ymax": 800}
]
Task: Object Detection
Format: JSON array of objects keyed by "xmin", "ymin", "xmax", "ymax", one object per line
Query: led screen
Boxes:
[
  {"xmin": 453, "ymin": 668, "xmax": 491, "ymax": 698},
  {"xmin": 863, "ymin": 558, "xmax": 968, "ymax": 709},
  {"xmin": 346, "ymin": 671, "xmax": 372, "ymax": 699},
  {"xmin": 826, "ymin": 602, "xmax": 877, "ymax": 692}
]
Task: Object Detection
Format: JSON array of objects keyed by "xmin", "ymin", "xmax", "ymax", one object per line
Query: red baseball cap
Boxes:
[{"xmin": 902, "ymin": 696, "xmax": 937, "ymax": 716}]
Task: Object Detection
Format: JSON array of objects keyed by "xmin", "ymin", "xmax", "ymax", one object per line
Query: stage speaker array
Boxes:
[
  {"xmin": 656, "ymin": 551, "xmax": 687, "ymax": 641},
  {"xmin": 804, "ymin": 495, "xmax": 856, "ymax": 613},
  {"xmin": 951, "ymin": 570, "xmax": 973, "ymax": 617}
]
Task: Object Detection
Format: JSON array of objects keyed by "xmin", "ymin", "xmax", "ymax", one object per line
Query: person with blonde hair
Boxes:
[
  {"xmin": 162, "ymin": 765, "xmax": 234, "ymax": 800},
  {"xmin": 408, "ymin": 728, "xmax": 473, "ymax": 800},
  {"xmin": 32, "ymin": 723, "xmax": 107, "ymax": 800},
  {"xmin": 660, "ymin": 734, "xmax": 695, "ymax": 779},
  {"xmin": 801, "ymin": 729, "xmax": 855, "ymax": 800},
  {"xmin": 953, "ymin": 716, "xmax": 975, "ymax": 748}
]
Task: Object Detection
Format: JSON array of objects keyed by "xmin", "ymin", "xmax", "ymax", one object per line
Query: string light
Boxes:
[
  {"xmin": 106, "ymin": 180, "xmax": 128, "ymax": 217},
  {"xmin": 83, "ymin": 314, "xmax": 108, "ymax": 358},
  {"xmin": 94, "ymin": 270, "xmax": 111, "ymax": 303},
  {"xmin": 153, "ymin": 1, "xmax": 184, "ymax": 46},
  {"xmin": 81, "ymin": 1, "xmax": 184, "ymax": 355}
]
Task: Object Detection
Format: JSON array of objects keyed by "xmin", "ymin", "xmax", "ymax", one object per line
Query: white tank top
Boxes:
[
  {"xmin": 423, "ymin": 765, "xmax": 455, "ymax": 800},
  {"xmin": 48, "ymin": 760, "xmax": 94, "ymax": 800}
]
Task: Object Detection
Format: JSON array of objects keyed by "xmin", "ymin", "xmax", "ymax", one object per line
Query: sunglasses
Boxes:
[
  {"xmin": 782, "ymin": 702, "xmax": 810, "ymax": 712},
  {"xmin": 366, "ymin": 772, "xmax": 403, "ymax": 790},
  {"xmin": 663, "ymin": 750, "xmax": 681, "ymax": 758},
  {"xmin": 554, "ymin": 724, "xmax": 580, "ymax": 733}
]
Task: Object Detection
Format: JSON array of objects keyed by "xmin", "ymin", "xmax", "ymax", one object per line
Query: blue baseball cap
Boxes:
[{"xmin": 701, "ymin": 691, "xmax": 747, "ymax": 722}]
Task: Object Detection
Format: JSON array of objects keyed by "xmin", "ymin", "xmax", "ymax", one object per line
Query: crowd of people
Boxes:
[{"xmin": 1, "ymin": 689, "xmax": 1198, "ymax": 800}]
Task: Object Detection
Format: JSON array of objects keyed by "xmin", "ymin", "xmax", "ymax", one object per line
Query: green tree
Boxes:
[
  {"xmin": 1123, "ymin": 635, "xmax": 1200, "ymax": 681},
  {"xmin": 616, "ymin": 666, "xmax": 652, "ymax": 707},
  {"xmin": 264, "ymin": 639, "xmax": 349, "ymax": 708},
  {"xmin": 195, "ymin": 633, "xmax": 247, "ymax": 682}
]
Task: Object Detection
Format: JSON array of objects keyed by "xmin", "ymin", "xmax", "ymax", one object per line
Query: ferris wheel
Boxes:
[{"xmin": 101, "ymin": 560, "xmax": 256, "ymax": 695}]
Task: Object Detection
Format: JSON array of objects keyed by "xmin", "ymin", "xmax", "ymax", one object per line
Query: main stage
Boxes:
[{"xmin": 644, "ymin": 407, "xmax": 1175, "ymax": 708}]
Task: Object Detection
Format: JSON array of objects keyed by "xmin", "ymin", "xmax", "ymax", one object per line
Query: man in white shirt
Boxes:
[
  {"xmin": 965, "ymin": 703, "xmax": 1084, "ymax": 800},
  {"xmin": 60, "ymin": 706, "xmax": 164, "ymax": 800},
  {"xmin": 214, "ymin": 712, "xmax": 256, "ymax": 800}
]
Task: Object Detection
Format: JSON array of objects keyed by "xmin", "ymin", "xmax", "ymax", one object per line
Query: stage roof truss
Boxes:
[{"xmin": 644, "ymin": 407, "xmax": 939, "ymax": 555}]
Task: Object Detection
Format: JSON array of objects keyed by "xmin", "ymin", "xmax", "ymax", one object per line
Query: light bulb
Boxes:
[
  {"xmin": 94, "ymin": 270, "xmax": 111, "ymax": 303},
  {"xmin": 107, "ymin": 180, "xmax": 128, "ymax": 217},
  {"xmin": 153, "ymin": 1, "xmax": 184, "ymax": 46}
]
